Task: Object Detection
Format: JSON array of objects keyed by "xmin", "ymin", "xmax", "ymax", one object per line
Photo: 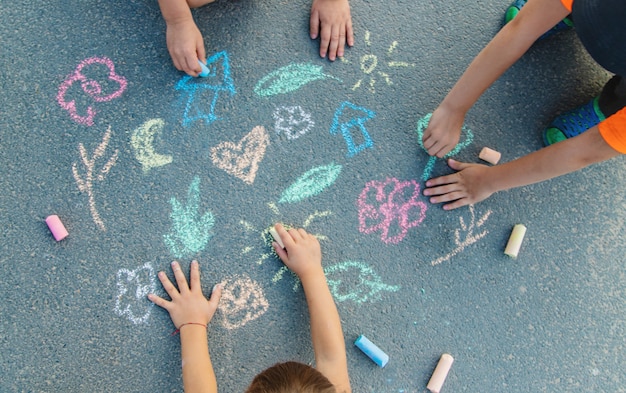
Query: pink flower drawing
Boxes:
[
  {"xmin": 57, "ymin": 56, "xmax": 128, "ymax": 126},
  {"xmin": 357, "ymin": 178, "xmax": 427, "ymax": 244}
]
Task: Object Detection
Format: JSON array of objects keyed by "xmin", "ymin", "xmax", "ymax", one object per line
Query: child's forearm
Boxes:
[
  {"xmin": 301, "ymin": 271, "xmax": 351, "ymax": 391},
  {"xmin": 441, "ymin": 0, "xmax": 568, "ymax": 114},
  {"xmin": 158, "ymin": 0, "xmax": 194, "ymax": 24},
  {"xmin": 484, "ymin": 127, "xmax": 620, "ymax": 194},
  {"xmin": 180, "ymin": 325, "xmax": 218, "ymax": 393}
]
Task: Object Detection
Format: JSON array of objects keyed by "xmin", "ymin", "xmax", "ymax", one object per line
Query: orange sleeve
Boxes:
[
  {"xmin": 560, "ymin": 0, "xmax": 573, "ymax": 12},
  {"xmin": 598, "ymin": 107, "xmax": 626, "ymax": 154}
]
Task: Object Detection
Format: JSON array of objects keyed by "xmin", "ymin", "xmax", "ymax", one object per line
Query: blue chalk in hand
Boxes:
[
  {"xmin": 198, "ymin": 60, "xmax": 210, "ymax": 77},
  {"xmin": 354, "ymin": 335, "xmax": 389, "ymax": 367}
]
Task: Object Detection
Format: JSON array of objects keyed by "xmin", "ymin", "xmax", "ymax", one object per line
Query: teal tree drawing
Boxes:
[{"xmin": 164, "ymin": 176, "xmax": 215, "ymax": 258}]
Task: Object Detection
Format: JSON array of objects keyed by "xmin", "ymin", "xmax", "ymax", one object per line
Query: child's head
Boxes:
[{"xmin": 245, "ymin": 361, "xmax": 336, "ymax": 393}]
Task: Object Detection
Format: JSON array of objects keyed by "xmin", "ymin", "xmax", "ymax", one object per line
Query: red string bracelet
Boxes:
[{"xmin": 171, "ymin": 322, "xmax": 207, "ymax": 336}]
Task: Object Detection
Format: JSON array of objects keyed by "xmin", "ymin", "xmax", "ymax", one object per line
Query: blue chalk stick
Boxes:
[
  {"xmin": 198, "ymin": 60, "xmax": 210, "ymax": 77},
  {"xmin": 354, "ymin": 335, "xmax": 389, "ymax": 367}
]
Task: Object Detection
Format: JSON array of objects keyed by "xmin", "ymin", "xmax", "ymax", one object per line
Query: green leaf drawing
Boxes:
[
  {"xmin": 254, "ymin": 63, "xmax": 339, "ymax": 97},
  {"xmin": 324, "ymin": 261, "xmax": 400, "ymax": 304},
  {"xmin": 164, "ymin": 176, "xmax": 215, "ymax": 258},
  {"xmin": 278, "ymin": 163, "xmax": 342, "ymax": 204}
]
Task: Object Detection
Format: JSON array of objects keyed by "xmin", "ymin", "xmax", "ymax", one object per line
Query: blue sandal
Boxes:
[
  {"xmin": 543, "ymin": 97, "xmax": 606, "ymax": 146},
  {"xmin": 505, "ymin": 0, "xmax": 573, "ymax": 40}
]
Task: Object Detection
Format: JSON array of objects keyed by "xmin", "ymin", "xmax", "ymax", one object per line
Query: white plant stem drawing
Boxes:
[
  {"xmin": 72, "ymin": 126, "xmax": 119, "ymax": 231},
  {"xmin": 431, "ymin": 205, "xmax": 492, "ymax": 266}
]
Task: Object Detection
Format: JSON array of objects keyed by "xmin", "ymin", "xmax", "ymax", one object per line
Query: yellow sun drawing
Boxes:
[{"xmin": 342, "ymin": 31, "xmax": 415, "ymax": 93}]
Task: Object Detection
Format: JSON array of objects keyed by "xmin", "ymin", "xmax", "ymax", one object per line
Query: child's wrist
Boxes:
[{"xmin": 171, "ymin": 322, "xmax": 207, "ymax": 336}]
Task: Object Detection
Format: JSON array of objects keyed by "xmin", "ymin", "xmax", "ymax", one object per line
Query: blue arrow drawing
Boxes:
[
  {"xmin": 330, "ymin": 101, "xmax": 376, "ymax": 157},
  {"xmin": 175, "ymin": 51, "xmax": 236, "ymax": 127}
]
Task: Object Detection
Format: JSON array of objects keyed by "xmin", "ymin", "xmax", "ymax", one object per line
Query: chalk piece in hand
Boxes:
[
  {"xmin": 479, "ymin": 147, "xmax": 501, "ymax": 165},
  {"xmin": 45, "ymin": 215, "xmax": 69, "ymax": 241},
  {"xmin": 427, "ymin": 353, "xmax": 454, "ymax": 393},
  {"xmin": 354, "ymin": 335, "xmax": 389, "ymax": 367},
  {"xmin": 269, "ymin": 226, "xmax": 285, "ymax": 249},
  {"xmin": 504, "ymin": 224, "xmax": 527, "ymax": 258},
  {"xmin": 198, "ymin": 60, "xmax": 210, "ymax": 77}
]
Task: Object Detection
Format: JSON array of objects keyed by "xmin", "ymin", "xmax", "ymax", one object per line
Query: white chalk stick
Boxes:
[
  {"xmin": 479, "ymin": 147, "xmax": 501, "ymax": 165},
  {"xmin": 45, "ymin": 215, "xmax": 69, "ymax": 241},
  {"xmin": 427, "ymin": 353, "xmax": 454, "ymax": 393},
  {"xmin": 269, "ymin": 226, "xmax": 285, "ymax": 249},
  {"xmin": 504, "ymin": 224, "xmax": 527, "ymax": 258}
]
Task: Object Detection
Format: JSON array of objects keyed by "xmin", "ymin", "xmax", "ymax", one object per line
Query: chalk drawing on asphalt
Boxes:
[
  {"xmin": 57, "ymin": 56, "xmax": 128, "ymax": 126},
  {"xmin": 279, "ymin": 163, "xmax": 342, "ymax": 204},
  {"xmin": 324, "ymin": 261, "xmax": 400, "ymax": 303},
  {"xmin": 273, "ymin": 105, "xmax": 315, "ymax": 140},
  {"xmin": 416, "ymin": 113, "xmax": 474, "ymax": 181},
  {"xmin": 340, "ymin": 31, "xmax": 415, "ymax": 93},
  {"xmin": 330, "ymin": 102, "xmax": 376, "ymax": 157},
  {"xmin": 218, "ymin": 275, "xmax": 269, "ymax": 330},
  {"xmin": 72, "ymin": 126, "xmax": 119, "ymax": 231},
  {"xmin": 164, "ymin": 176, "xmax": 215, "ymax": 258},
  {"xmin": 241, "ymin": 208, "xmax": 331, "ymax": 265},
  {"xmin": 210, "ymin": 126, "xmax": 269, "ymax": 185},
  {"xmin": 254, "ymin": 63, "xmax": 340, "ymax": 97},
  {"xmin": 357, "ymin": 177, "xmax": 428, "ymax": 244},
  {"xmin": 176, "ymin": 51, "xmax": 235, "ymax": 127},
  {"xmin": 130, "ymin": 118, "xmax": 173, "ymax": 173},
  {"xmin": 239, "ymin": 164, "xmax": 341, "ymax": 268},
  {"xmin": 430, "ymin": 205, "xmax": 492, "ymax": 266},
  {"xmin": 115, "ymin": 262, "xmax": 156, "ymax": 325}
]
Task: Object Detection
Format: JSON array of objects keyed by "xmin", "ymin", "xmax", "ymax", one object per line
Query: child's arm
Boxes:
[
  {"xmin": 423, "ymin": 125, "xmax": 621, "ymax": 210},
  {"xmin": 273, "ymin": 224, "xmax": 351, "ymax": 393},
  {"xmin": 148, "ymin": 260, "xmax": 222, "ymax": 393},
  {"xmin": 310, "ymin": 0, "xmax": 354, "ymax": 61},
  {"xmin": 157, "ymin": 0, "xmax": 205, "ymax": 76},
  {"xmin": 422, "ymin": 0, "xmax": 570, "ymax": 158}
]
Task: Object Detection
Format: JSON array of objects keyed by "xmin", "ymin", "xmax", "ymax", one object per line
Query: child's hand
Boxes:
[
  {"xmin": 423, "ymin": 159, "xmax": 495, "ymax": 210},
  {"xmin": 148, "ymin": 260, "xmax": 222, "ymax": 329},
  {"xmin": 310, "ymin": 0, "xmax": 354, "ymax": 61},
  {"xmin": 273, "ymin": 224, "xmax": 323, "ymax": 281},
  {"xmin": 422, "ymin": 105, "xmax": 465, "ymax": 158},
  {"xmin": 165, "ymin": 19, "xmax": 206, "ymax": 76}
]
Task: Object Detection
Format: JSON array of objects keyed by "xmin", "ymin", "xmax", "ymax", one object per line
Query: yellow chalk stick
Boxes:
[
  {"xmin": 479, "ymin": 147, "xmax": 501, "ymax": 165},
  {"xmin": 504, "ymin": 224, "xmax": 527, "ymax": 258},
  {"xmin": 427, "ymin": 353, "xmax": 454, "ymax": 393},
  {"xmin": 269, "ymin": 226, "xmax": 285, "ymax": 249}
]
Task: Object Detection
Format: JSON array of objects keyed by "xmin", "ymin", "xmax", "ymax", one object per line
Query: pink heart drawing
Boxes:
[
  {"xmin": 210, "ymin": 126, "xmax": 269, "ymax": 184},
  {"xmin": 56, "ymin": 56, "xmax": 128, "ymax": 126}
]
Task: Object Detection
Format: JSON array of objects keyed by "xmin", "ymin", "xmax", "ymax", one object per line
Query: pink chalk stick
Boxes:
[
  {"xmin": 479, "ymin": 147, "xmax": 501, "ymax": 165},
  {"xmin": 46, "ymin": 215, "xmax": 69, "ymax": 241}
]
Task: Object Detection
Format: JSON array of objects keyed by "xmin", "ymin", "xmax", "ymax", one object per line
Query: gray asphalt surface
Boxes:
[{"xmin": 1, "ymin": 0, "xmax": 624, "ymax": 392}]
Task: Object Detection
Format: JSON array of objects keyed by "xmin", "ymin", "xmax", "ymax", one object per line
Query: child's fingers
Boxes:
[
  {"xmin": 273, "ymin": 242, "xmax": 289, "ymax": 262},
  {"xmin": 205, "ymin": 284, "xmax": 223, "ymax": 322},
  {"xmin": 189, "ymin": 260, "xmax": 201, "ymax": 291},
  {"xmin": 275, "ymin": 223, "xmax": 296, "ymax": 248},
  {"xmin": 208, "ymin": 284, "xmax": 222, "ymax": 306},
  {"xmin": 147, "ymin": 293, "xmax": 172, "ymax": 311},
  {"xmin": 170, "ymin": 261, "xmax": 190, "ymax": 294},
  {"xmin": 346, "ymin": 20, "xmax": 354, "ymax": 47},
  {"xmin": 157, "ymin": 270, "xmax": 180, "ymax": 300},
  {"xmin": 310, "ymin": 9, "xmax": 320, "ymax": 39}
]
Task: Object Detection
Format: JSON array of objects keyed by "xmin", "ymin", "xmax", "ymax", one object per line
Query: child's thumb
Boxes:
[
  {"xmin": 447, "ymin": 158, "xmax": 467, "ymax": 171},
  {"xmin": 209, "ymin": 283, "xmax": 223, "ymax": 305}
]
